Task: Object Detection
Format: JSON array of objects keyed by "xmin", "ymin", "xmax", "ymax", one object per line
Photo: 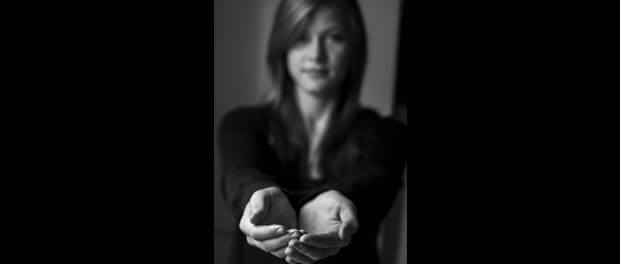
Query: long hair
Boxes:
[{"xmin": 265, "ymin": 0, "xmax": 368, "ymax": 156}]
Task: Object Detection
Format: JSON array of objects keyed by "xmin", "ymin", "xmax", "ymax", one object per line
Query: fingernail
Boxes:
[
  {"xmin": 287, "ymin": 228, "xmax": 297, "ymax": 234},
  {"xmin": 275, "ymin": 226, "xmax": 284, "ymax": 234}
]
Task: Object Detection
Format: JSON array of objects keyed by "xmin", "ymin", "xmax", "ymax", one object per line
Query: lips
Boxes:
[{"xmin": 302, "ymin": 68, "xmax": 328, "ymax": 77}]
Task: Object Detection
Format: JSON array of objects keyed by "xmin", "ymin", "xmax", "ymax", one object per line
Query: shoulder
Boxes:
[
  {"xmin": 218, "ymin": 103, "xmax": 273, "ymax": 132},
  {"xmin": 356, "ymin": 107, "xmax": 406, "ymax": 138},
  {"xmin": 348, "ymin": 107, "xmax": 406, "ymax": 151}
]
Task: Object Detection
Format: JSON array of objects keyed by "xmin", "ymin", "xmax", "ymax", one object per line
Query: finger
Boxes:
[
  {"xmin": 246, "ymin": 236, "xmax": 255, "ymax": 247},
  {"xmin": 338, "ymin": 204, "xmax": 358, "ymax": 240},
  {"xmin": 241, "ymin": 222, "xmax": 286, "ymax": 240},
  {"xmin": 249, "ymin": 230, "xmax": 302, "ymax": 252},
  {"xmin": 299, "ymin": 233, "xmax": 348, "ymax": 248},
  {"xmin": 249, "ymin": 193, "xmax": 270, "ymax": 224},
  {"xmin": 338, "ymin": 205, "xmax": 359, "ymax": 241},
  {"xmin": 271, "ymin": 229, "xmax": 302, "ymax": 257},
  {"xmin": 285, "ymin": 246, "xmax": 314, "ymax": 264},
  {"xmin": 239, "ymin": 197, "xmax": 283, "ymax": 240},
  {"xmin": 271, "ymin": 246, "xmax": 287, "ymax": 258},
  {"xmin": 289, "ymin": 239, "xmax": 339, "ymax": 260},
  {"xmin": 284, "ymin": 256, "xmax": 301, "ymax": 264}
]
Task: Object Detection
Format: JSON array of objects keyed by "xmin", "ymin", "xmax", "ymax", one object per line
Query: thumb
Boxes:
[
  {"xmin": 338, "ymin": 204, "xmax": 359, "ymax": 241},
  {"xmin": 249, "ymin": 192, "xmax": 271, "ymax": 224}
]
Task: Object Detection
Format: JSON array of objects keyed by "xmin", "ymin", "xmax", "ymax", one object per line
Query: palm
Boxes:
[
  {"xmin": 251, "ymin": 189, "xmax": 297, "ymax": 229},
  {"xmin": 286, "ymin": 191, "xmax": 358, "ymax": 263},
  {"xmin": 299, "ymin": 198, "xmax": 343, "ymax": 234}
]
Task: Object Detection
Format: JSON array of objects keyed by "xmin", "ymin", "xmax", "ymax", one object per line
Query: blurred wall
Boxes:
[
  {"xmin": 358, "ymin": 0, "xmax": 401, "ymax": 117},
  {"xmin": 214, "ymin": 1, "xmax": 403, "ymax": 263},
  {"xmin": 214, "ymin": 1, "xmax": 263, "ymax": 263}
]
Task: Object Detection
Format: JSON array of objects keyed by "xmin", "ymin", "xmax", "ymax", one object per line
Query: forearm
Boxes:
[
  {"xmin": 330, "ymin": 164, "xmax": 404, "ymax": 219},
  {"xmin": 218, "ymin": 107, "xmax": 281, "ymax": 218},
  {"xmin": 317, "ymin": 119, "xmax": 407, "ymax": 221},
  {"xmin": 221, "ymin": 166, "xmax": 280, "ymax": 218}
]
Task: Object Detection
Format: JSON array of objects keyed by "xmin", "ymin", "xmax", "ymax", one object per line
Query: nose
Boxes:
[{"xmin": 307, "ymin": 37, "xmax": 326, "ymax": 63}]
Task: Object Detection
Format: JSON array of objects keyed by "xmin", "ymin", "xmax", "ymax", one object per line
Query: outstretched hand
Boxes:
[
  {"xmin": 284, "ymin": 190, "xmax": 359, "ymax": 264},
  {"xmin": 239, "ymin": 186, "xmax": 302, "ymax": 258}
]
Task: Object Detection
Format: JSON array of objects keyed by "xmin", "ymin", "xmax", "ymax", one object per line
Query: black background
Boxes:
[{"xmin": 3, "ymin": 1, "xmax": 609, "ymax": 262}]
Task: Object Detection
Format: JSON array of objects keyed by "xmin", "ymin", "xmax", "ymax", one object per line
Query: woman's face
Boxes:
[{"xmin": 286, "ymin": 5, "xmax": 351, "ymax": 98}]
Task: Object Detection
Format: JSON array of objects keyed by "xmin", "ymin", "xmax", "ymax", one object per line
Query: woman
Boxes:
[{"xmin": 217, "ymin": 0, "xmax": 406, "ymax": 263}]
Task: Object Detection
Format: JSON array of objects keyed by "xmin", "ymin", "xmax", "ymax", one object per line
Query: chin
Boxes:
[{"xmin": 300, "ymin": 83, "xmax": 331, "ymax": 95}]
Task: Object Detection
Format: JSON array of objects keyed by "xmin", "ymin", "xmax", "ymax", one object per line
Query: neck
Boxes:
[{"xmin": 295, "ymin": 88, "xmax": 336, "ymax": 133}]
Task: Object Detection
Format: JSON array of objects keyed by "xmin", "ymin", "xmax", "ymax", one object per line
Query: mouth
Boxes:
[{"xmin": 302, "ymin": 68, "xmax": 329, "ymax": 78}]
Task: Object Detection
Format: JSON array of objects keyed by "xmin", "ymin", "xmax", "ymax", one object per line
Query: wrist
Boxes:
[
  {"xmin": 319, "ymin": 189, "xmax": 344, "ymax": 199},
  {"xmin": 255, "ymin": 186, "xmax": 282, "ymax": 196}
]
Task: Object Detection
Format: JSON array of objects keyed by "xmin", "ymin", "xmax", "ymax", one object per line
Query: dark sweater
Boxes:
[{"xmin": 217, "ymin": 104, "xmax": 407, "ymax": 264}]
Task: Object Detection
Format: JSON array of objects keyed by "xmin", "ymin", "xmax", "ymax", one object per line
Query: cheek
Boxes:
[
  {"xmin": 286, "ymin": 52, "xmax": 303, "ymax": 75},
  {"xmin": 329, "ymin": 48, "xmax": 350, "ymax": 75}
]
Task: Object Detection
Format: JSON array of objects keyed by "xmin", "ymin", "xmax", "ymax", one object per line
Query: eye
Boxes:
[
  {"xmin": 328, "ymin": 33, "xmax": 345, "ymax": 43},
  {"xmin": 295, "ymin": 33, "xmax": 310, "ymax": 45}
]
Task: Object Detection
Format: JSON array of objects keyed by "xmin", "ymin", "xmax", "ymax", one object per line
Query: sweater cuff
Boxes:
[{"xmin": 235, "ymin": 179, "xmax": 280, "ymax": 218}]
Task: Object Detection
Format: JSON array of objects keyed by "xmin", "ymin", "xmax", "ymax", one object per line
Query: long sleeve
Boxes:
[
  {"xmin": 324, "ymin": 117, "xmax": 407, "ymax": 223},
  {"xmin": 217, "ymin": 107, "xmax": 280, "ymax": 219}
]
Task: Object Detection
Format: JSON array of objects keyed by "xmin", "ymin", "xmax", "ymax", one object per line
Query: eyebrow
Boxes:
[
  {"xmin": 325, "ymin": 26, "xmax": 345, "ymax": 32},
  {"xmin": 307, "ymin": 26, "xmax": 346, "ymax": 35}
]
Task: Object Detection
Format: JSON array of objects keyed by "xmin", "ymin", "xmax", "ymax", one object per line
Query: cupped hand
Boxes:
[
  {"xmin": 283, "ymin": 190, "xmax": 359, "ymax": 264},
  {"xmin": 239, "ymin": 186, "xmax": 301, "ymax": 258}
]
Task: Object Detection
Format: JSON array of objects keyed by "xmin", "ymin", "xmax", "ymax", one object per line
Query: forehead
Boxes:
[{"xmin": 304, "ymin": 4, "xmax": 348, "ymax": 32}]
